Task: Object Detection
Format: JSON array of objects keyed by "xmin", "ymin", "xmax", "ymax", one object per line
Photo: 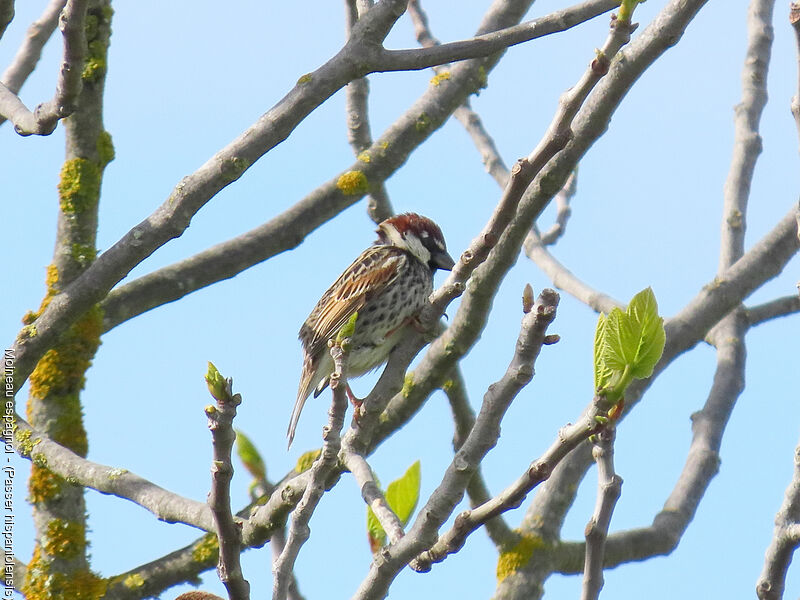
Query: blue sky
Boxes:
[{"xmin": 2, "ymin": 0, "xmax": 799, "ymax": 598}]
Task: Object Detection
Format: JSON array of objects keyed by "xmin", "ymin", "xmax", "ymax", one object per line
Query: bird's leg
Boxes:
[{"xmin": 345, "ymin": 383, "xmax": 366, "ymax": 422}]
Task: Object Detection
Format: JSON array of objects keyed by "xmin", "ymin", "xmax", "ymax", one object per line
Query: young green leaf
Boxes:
[
  {"xmin": 366, "ymin": 506, "xmax": 386, "ymax": 553},
  {"xmin": 235, "ymin": 429, "xmax": 267, "ymax": 483},
  {"xmin": 593, "ymin": 313, "xmax": 613, "ymax": 390},
  {"xmin": 365, "ymin": 461, "xmax": 421, "ymax": 552},
  {"xmin": 385, "ymin": 460, "xmax": 421, "ymax": 526},
  {"xmin": 625, "ymin": 287, "xmax": 666, "ymax": 378}
]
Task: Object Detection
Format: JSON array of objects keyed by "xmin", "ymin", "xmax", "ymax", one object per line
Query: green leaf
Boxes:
[
  {"xmin": 593, "ymin": 313, "xmax": 613, "ymax": 390},
  {"xmin": 205, "ymin": 361, "xmax": 227, "ymax": 403},
  {"xmin": 592, "ymin": 288, "xmax": 666, "ymax": 396},
  {"xmin": 385, "ymin": 460, "xmax": 421, "ymax": 526},
  {"xmin": 235, "ymin": 430, "xmax": 266, "ymax": 483},
  {"xmin": 366, "ymin": 506, "xmax": 386, "ymax": 552},
  {"xmin": 365, "ymin": 461, "xmax": 421, "ymax": 552},
  {"xmin": 625, "ymin": 287, "xmax": 666, "ymax": 379}
]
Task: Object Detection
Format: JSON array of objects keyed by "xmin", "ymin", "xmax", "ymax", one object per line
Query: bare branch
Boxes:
[
  {"xmin": 524, "ymin": 231, "xmax": 622, "ymax": 314},
  {"xmin": 342, "ymin": 451, "xmax": 406, "ymax": 544},
  {"xmin": 406, "ymin": 289, "xmax": 560, "ymax": 575},
  {"xmin": 0, "ymin": 0, "xmax": 63, "ymax": 95},
  {"xmin": 581, "ymin": 425, "xmax": 622, "ymax": 600},
  {"xmin": 442, "ymin": 366, "xmax": 514, "ymax": 547},
  {"xmin": 536, "ymin": 171, "xmax": 577, "ymax": 246},
  {"xmin": 345, "ymin": 0, "xmax": 395, "ymax": 223},
  {"xmin": 0, "ymin": 0, "xmax": 88, "ymax": 135},
  {"xmin": 719, "ymin": 0, "xmax": 774, "ymax": 271},
  {"xmin": 757, "ymin": 435, "xmax": 800, "ymax": 599},
  {"xmin": 205, "ymin": 370, "xmax": 250, "ymax": 600},
  {"xmin": 0, "ymin": 0, "xmax": 13, "ymax": 40},
  {"xmin": 272, "ymin": 340, "xmax": 350, "ymax": 600},
  {"xmin": 551, "ymin": 310, "xmax": 747, "ymax": 574},
  {"xmin": 8, "ymin": 0, "xmax": 410, "ymax": 395},
  {"xmin": 13, "ymin": 415, "xmax": 215, "ymax": 531},
  {"xmin": 376, "ymin": 0, "xmax": 621, "ymax": 72},
  {"xmin": 96, "ymin": 0, "xmax": 619, "ymax": 336},
  {"xmin": 790, "ymin": 2, "xmax": 800, "ymax": 148},
  {"xmin": 745, "ymin": 294, "xmax": 800, "ymax": 325}
]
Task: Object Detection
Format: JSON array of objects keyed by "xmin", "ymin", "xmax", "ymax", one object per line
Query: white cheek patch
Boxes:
[
  {"xmin": 402, "ymin": 233, "xmax": 431, "ymax": 265},
  {"xmin": 380, "ymin": 224, "xmax": 431, "ymax": 264}
]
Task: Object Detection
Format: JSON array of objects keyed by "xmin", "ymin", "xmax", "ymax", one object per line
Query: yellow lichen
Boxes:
[
  {"xmin": 415, "ymin": 113, "xmax": 431, "ymax": 133},
  {"xmin": 96, "ymin": 130, "xmax": 115, "ymax": 167},
  {"xmin": 357, "ymin": 151, "xmax": 371, "ymax": 163},
  {"xmin": 29, "ymin": 464, "xmax": 63, "ymax": 503},
  {"xmin": 15, "ymin": 428, "xmax": 36, "ymax": 457},
  {"xmin": 58, "ymin": 159, "xmax": 101, "ymax": 214},
  {"xmin": 496, "ymin": 533, "xmax": 546, "ymax": 583},
  {"xmin": 430, "ymin": 71, "xmax": 451, "ymax": 86},
  {"xmin": 122, "ymin": 573, "xmax": 145, "ymax": 589},
  {"xmin": 22, "ymin": 545, "xmax": 108, "ymax": 600},
  {"xmin": 44, "ymin": 519, "xmax": 86, "ymax": 560},
  {"xmin": 297, "ymin": 73, "xmax": 313, "ymax": 85},
  {"xmin": 336, "ymin": 170, "xmax": 369, "ymax": 195},
  {"xmin": 191, "ymin": 533, "xmax": 219, "ymax": 563},
  {"xmin": 402, "ymin": 373, "xmax": 415, "ymax": 398}
]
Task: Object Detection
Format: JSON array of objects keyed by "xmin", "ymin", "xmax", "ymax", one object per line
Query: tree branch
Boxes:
[
  {"xmin": 790, "ymin": 2, "xmax": 800, "ymax": 148},
  {"xmin": 745, "ymin": 294, "xmax": 800, "ymax": 325},
  {"xmin": 345, "ymin": 0, "xmax": 395, "ymax": 223},
  {"xmin": 757, "ymin": 435, "xmax": 800, "ymax": 599},
  {"xmin": 0, "ymin": 0, "xmax": 63, "ymax": 109},
  {"xmin": 375, "ymin": 0, "xmax": 621, "ymax": 72},
  {"xmin": 442, "ymin": 365, "xmax": 514, "ymax": 548},
  {"xmin": 0, "ymin": 0, "xmax": 87, "ymax": 135},
  {"xmin": 96, "ymin": 0, "xmax": 619, "ymax": 336},
  {"xmin": 205, "ymin": 369, "xmax": 250, "ymax": 600},
  {"xmin": 580, "ymin": 425, "xmax": 622, "ymax": 600},
  {"xmin": 351, "ymin": 288, "xmax": 559, "ymax": 598},
  {"xmin": 272, "ymin": 340, "xmax": 350, "ymax": 600}
]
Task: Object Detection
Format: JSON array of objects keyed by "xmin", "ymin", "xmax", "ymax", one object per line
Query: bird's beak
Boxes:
[{"xmin": 431, "ymin": 249, "xmax": 456, "ymax": 271}]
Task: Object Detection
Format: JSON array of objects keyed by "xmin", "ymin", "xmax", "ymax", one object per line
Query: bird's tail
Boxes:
[{"xmin": 288, "ymin": 358, "xmax": 320, "ymax": 448}]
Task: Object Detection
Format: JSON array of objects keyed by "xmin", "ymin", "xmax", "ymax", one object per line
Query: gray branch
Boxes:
[
  {"xmin": 757, "ymin": 435, "xmax": 800, "ymax": 599},
  {"xmin": 345, "ymin": 0, "xmax": 395, "ymax": 223},
  {"xmin": 581, "ymin": 425, "xmax": 622, "ymax": 600},
  {"xmin": 272, "ymin": 341, "xmax": 350, "ymax": 600},
  {"xmin": 0, "ymin": 0, "xmax": 87, "ymax": 135},
  {"xmin": 96, "ymin": 0, "xmax": 618, "ymax": 336},
  {"xmin": 790, "ymin": 3, "xmax": 800, "ymax": 148},
  {"xmin": 0, "ymin": 0, "xmax": 63, "ymax": 97},
  {"xmin": 205, "ymin": 375, "xmax": 250, "ymax": 600},
  {"xmin": 407, "ymin": 288, "xmax": 560, "ymax": 575},
  {"xmin": 0, "ymin": 0, "xmax": 13, "ymax": 40}
]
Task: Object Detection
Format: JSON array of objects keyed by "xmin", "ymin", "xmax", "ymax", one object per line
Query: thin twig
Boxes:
[
  {"xmin": 536, "ymin": 171, "xmax": 577, "ymax": 245},
  {"xmin": 272, "ymin": 340, "xmax": 350, "ymax": 600},
  {"xmin": 205, "ymin": 370, "xmax": 250, "ymax": 600},
  {"xmin": 0, "ymin": 0, "xmax": 88, "ymax": 135},
  {"xmin": 342, "ymin": 450, "xmax": 406, "ymax": 544},
  {"xmin": 581, "ymin": 425, "xmax": 622, "ymax": 600},
  {"xmin": 524, "ymin": 232, "xmax": 622, "ymax": 314},
  {"xmin": 0, "ymin": 0, "xmax": 63, "ymax": 95},
  {"xmin": 442, "ymin": 366, "xmax": 514, "ymax": 547},
  {"xmin": 345, "ymin": 0, "xmax": 394, "ymax": 223},
  {"xmin": 745, "ymin": 294, "xmax": 800, "ymax": 325},
  {"xmin": 95, "ymin": 0, "xmax": 619, "ymax": 336},
  {"xmin": 790, "ymin": 2, "xmax": 800, "ymax": 149},
  {"xmin": 0, "ymin": 0, "xmax": 13, "ymax": 40},
  {"xmin": 407, "ymin": 289, "xmax": 560, "ymax": 574},
  {"xmin": 757, "ymin": 435, "xmax": 800, "ymax": 599}
]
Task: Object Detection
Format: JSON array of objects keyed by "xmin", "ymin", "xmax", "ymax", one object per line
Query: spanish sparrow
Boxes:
[{"xmin": 288, "ymin": 213, "xmax": 455, "ymax": 447}]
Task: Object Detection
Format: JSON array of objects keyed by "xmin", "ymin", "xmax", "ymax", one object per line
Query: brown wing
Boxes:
[{"xmin": 301, "ymin": 246, "xmax": 407, "ymax": 358}]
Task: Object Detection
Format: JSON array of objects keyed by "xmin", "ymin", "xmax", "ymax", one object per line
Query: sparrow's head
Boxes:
[{"xmin": 377, "ymin": 213, "xmax": 455, "ymax": 272}]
